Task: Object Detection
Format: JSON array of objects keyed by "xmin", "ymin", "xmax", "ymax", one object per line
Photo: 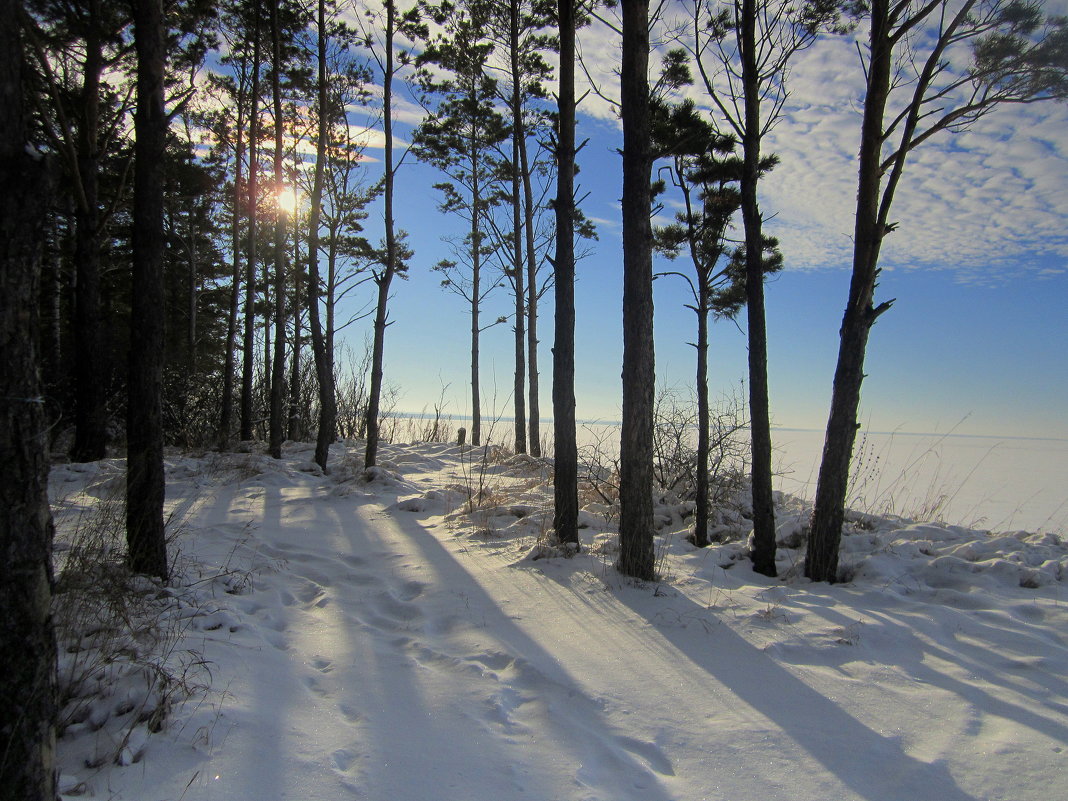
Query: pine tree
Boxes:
[
  {"xmin": 685, "ymin": 0, "xmax": 841, "ymax": 576},
  {"xmin": 806, "ymin": 0, "xmax": 1068, "ymax": 582},
  {"xmin": 361, "ymin": 0, "xmax": 424, "ymax": 470},
  {"xmin": 413, "ymin": 0, "xmax": 510, "ymax": 448},
  {"xmin": 650, "ymin": 95, "xmax": 782, "ymax": 548}
]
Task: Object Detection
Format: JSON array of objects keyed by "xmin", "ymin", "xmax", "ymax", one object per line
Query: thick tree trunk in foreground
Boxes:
[
  {"xmin": 552, "ymin": 0, "xmax": 578, "ymax": 546},
  {"xmin": 617, "ymin": 0, "xmax": 656, "ymax": 580},
  {"xmin": 126, "ymin": 0, "xmax": 169, "ymax": 580},
  {"xmin": 0, "ymin": 2, "xmax": 58, "ymax": 794},
  {"xmin": 739, "ymin": 0, "xmax": 776, "ymax": 577}
]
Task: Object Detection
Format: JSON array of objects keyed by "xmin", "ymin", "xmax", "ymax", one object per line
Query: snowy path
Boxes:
[{"xmin": 57, "ymin": 441, "xmax": 1068, "ymax": 800}]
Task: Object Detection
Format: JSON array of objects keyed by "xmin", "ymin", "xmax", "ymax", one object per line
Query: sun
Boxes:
[{"xmin": 275, "ymin": 185, "xmax": 299, "ymax": 215}]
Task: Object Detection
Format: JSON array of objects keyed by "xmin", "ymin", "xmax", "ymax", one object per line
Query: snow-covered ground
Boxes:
[{"xmin": 50, "ymin": 440, "xmax": 1068, "ymax": 800}]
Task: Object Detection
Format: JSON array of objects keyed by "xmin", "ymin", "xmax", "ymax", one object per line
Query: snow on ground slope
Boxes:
[{"xmin": 51, "ymin": 441, "xmax": 1068, "ymax": 800}]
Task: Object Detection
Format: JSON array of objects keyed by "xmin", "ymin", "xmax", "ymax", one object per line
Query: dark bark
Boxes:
[
  {"xmin": 268, "ymin": 0, "xmax": 287, "ymax": 459},
  {"xmin": 693, "ymin": 287, "xmax": 710, "ymax": 548},
  {"xmin": 520, "ymin": 131, "xmax": 541, "ymax": 457},
  {"xmin": 218, "ymin": 76, "xmax": 246, "ymax": 448},
  {"xmin": 241, "ymin": 8, "xmax": 262, "ymax": 442},
  {"xmin": 471, "ymin": 215, "xmax": 482, "ymax": 447},
  {"xmin": 216, "ymin": 83, "xmax": 244, "ymax": 452},
  {"xmin": 126, "ymin": 0, "xmax": 168, "ymax": 580},
  {"xmin": 287, "ymin": 227, "xmax": 301, "ymax": 442},
  {"xmin": 552, "ymin": 0, "xmax": 578, "ymax": 546},
  {"xmin": 1, "ymin": 3, "xmax": 57, "ymax": 796},
  {"xmin": 617, "ymin": 0, "xmax": 656, "ymax": 580},
  {"xmin": 806, "ymin": 0, "xmax": 895, "ymax": 582},
  {"xmin": 470, "ymin": 135, "xmax": 483, "ymax": 448},
  {"xmin": 364, "ymin": 0, "xmax": 397, "ymax": 470},
  {"xmin": 739, "ymin": 0, "xmax": 776, "ymax": 577},
  {"xmin": 71, "ymin": 1, "xmax": 107, "ymax": 462},
  {"xmin": 307, "ymin": 0, "xmax": 336, "ymax": 471},
  {"xmin": 185, "ymin": 199, "xmax": 197, "ymax": 365},
  {"xmin": 509, "ymin": 0, "xmax": 527, "ymax": 455}
]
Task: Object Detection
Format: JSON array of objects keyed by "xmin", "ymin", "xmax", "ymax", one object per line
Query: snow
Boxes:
[{"xmin": 51, "ymin": 440, "xmax": 1068, "ymax": 800}]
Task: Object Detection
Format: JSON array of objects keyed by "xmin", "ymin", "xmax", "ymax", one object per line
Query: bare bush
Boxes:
[{"xmin": 51, "ymin": 486, "xmax": 210, "ymax": 774}]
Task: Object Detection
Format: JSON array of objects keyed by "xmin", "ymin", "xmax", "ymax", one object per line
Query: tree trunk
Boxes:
[
  {"xmin": 365, "ymin": 0, "xmax": 401, "ymax": 470},
  {"xmin": 739, "ymin": 0, "xmax": 776, "ymax": 577},
  {"xmin": 0, "ymin": 4, "xmax": 57, "ymax": 793},
  {"xmin": 307, "ymin": 0, "xmax": 336, "ymax": 471},
  {"xmin": 509, "ymin": 0, "xmax": 527, "ymax": 455},
  {"xmin": 185, "ymin": 200, "xmax": 197, "ymax": 366},
  {"xmin": 694, "ymin": 291, "xmax": 710, "ymax": 548},
  {"xmin": 219, "ymin": 77, "xmax": 246, "ymax": 448},
  {"xmin": 618, "ymin": 0, "xmax": 656, "ymax": 580},
  {"xmin": 241, "ymin": 8, "xmax": 262, "ymax": 442},
  {"xmin": 470, "ymin": 137, "xmax": 482, "ymax": 448},
  {"xmin": 268, "ymin": 0, "xmax": 286, "ymax": 459},
  {"xmin": 806, "ymin": 0, "xmax": 894, "ymax": 582},
  {"xmin": 520, "ymin": 131, "xmax": 541, "ymax": 457},
  {"xmin": 126, "ymin": 0, "xmax": 168, "ymax": 580},
  {"xmin": 552, "ymin": 0, "xmax": 578, "ymax": 546},
  {"xmin": 71, "ymin": 1, "xmax": 107, "ymax": 462},
  {"xmin": 288, "ymin": 225, "xmax": 301, "ymax": 442}
]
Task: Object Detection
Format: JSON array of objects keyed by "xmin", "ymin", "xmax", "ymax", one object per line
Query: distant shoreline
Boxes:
[{"xmin": 390, "ymin": 411, "xmax": 1068, "ymax": 444}]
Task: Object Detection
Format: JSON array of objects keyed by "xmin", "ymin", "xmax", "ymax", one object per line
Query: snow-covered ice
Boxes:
[{"xmin": 51, "ymin": 440, "xmax": 1068, "ymax": 800}]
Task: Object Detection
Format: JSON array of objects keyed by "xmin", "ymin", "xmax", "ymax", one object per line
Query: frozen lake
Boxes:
[
  {"xmin": 771, "ymin": 428, "xmax": 1068, "ymax": 535},
  {"xmin": 568, "ymin": 422, "xmax": 1068, "ymax": 535},
  {"xmin": 398, "ymin": 414, "xmax": 1067, "ymax": 535}
]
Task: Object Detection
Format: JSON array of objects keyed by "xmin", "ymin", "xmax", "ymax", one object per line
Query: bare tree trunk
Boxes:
[
  {"xmin": 126, "ymin": 0, "xmax": 168, "ymax": 580},
  {"xmin": 471, "ymin": 238, "xmax": 481, "ymax": 447},
  {"xmin": 520, "ymin": 131, "xmax": 540, "ymax": 456},
  {"xmin": 268, "ymin": 0, "xmax": 286, "ymax": 459},
  {"xmin": 618, "ymin": 0, "xmax": 655, "ymax": 580},
  {"xmin": 71, "ymin": 0, "xmax": 107, "ymax": 462},
  {"xmin": 364, "ymin": 0, "xmax": 400, "ymax": 470},
  {"xmin": 185, "ymin": 200, "xmax": 197, "ymax": 365},
  {"xmin": 218, "ymin": 77, "xmax": 246, "ymax": 448},
  {"xmin": 288, "ymin": 230, "xmax": 301, "ymax": 442},
  {"xmin": 739, "ymin": 0, "xmax": 776, "ymax": 577},
  {"xmin": 470, "ymin": 134, "xmax": 482, "ymax": 448},
  {"xmin": 241, "ymin": 7, "xmax": 262, "ymax": 441},
  {"xmin": 0, "ymin": 4, "xmax": 57, "ymax": 793},
  {"xmin": 307, "ymin": 0, "xmax": 336, "ymax": 471},
  {"xmin": 806, "ymin": 0, "xmax": 895, "ymax": 582},
  {"xmin": 509, "ymin": 0, "xmax": 527, "ymax": 455},
  {"xmin": 694, "ymin": 290, "xmax": 710, "ymax": 548},
  {"xmin": 552, "ymin": 0, "xmax": 578, "ymax": 546}
]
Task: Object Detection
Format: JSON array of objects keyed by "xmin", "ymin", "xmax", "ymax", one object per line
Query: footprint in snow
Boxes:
[
  {"xmin": 331, "ymin": 748, "xmax": 358, "ymax": 772},
  {"xmin": 337, "ymin": 702, "xmax": 362, "ymax": 724}
]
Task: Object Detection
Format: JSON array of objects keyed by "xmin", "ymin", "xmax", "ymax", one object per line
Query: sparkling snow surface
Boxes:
[{"xmin": 51, "ymin": 441, "xmax": 1068, "ymax": 800}]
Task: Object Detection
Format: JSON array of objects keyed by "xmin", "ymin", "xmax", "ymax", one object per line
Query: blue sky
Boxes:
[{"xmin": 336, "ymin": 2, "xmax": 1068, "ymax": 441}]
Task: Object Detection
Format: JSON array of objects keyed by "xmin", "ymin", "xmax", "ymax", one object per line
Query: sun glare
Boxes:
[{"xmin": 276, "ymin": 185, "xmax": 299, "ymax": 215}]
